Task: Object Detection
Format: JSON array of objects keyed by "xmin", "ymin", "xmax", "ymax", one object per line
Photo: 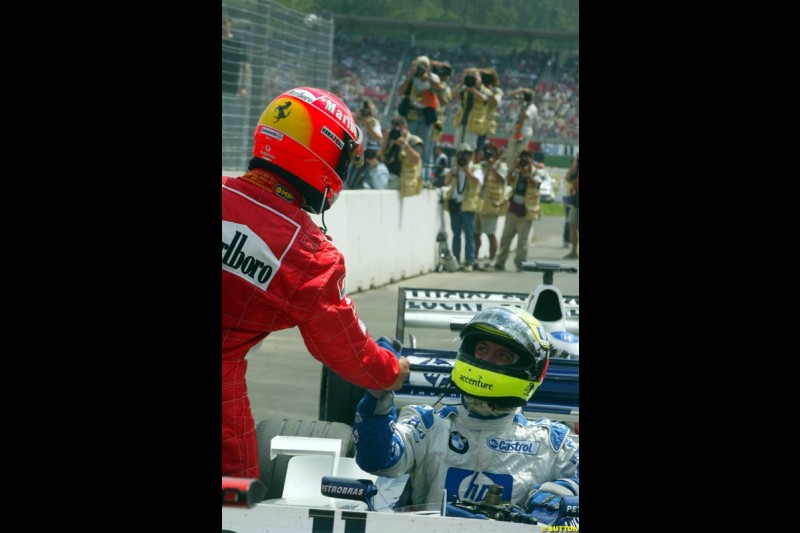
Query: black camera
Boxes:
[
  {"xmin": 463, "ymin": 73, "xmax": 476, "ymax": 87},
  {"xmin": 432, "ymin": 63, "xmax": 452, "ymax": 78},
  {"xmin": 415, "ymin": 65, "xmax": 426, "ymax": 78},
  {"xmin": 480, "ymin": 72, "xmax": 493, "ymax": 86},
  {"xmin": 457, "ymin": 153, "xmax": 471, "ymax": 167},
  {"xmin": 389, "ymin": 128, "xmax": 401, "ymax": 140},
  {"xmin": 483, "ymin": 147, "xmax": 494, "ymax": 160}
]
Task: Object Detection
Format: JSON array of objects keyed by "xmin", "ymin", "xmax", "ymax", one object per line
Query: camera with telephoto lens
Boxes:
[
  {"xmin": 389, "ymin": 128, "xmax": 401, "ymax": 141},
  {"xmin": 457, "ymin": 153, "xmax": 471, "ymax": 167},
  {"xmin": 463, "ymin": 73, "xmax": 476, "ymax": 87},
  {"xmin": 432, "ymin": 62, "xmax": 452, "ymax": 78},
  {"xmin": 415, "ymin": 65, "xmax": 426, "ymax": 78}
]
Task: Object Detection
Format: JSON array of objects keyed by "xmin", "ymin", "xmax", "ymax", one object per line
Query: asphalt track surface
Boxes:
[{"xmin": 245, "ymin": 214, "xmax": 579, "ymax": 425}]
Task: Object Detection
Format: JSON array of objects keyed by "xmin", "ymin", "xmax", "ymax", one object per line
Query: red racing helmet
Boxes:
[{"xmin": 251, "ymin": 87, "xmax": 364, "ymax": 213}]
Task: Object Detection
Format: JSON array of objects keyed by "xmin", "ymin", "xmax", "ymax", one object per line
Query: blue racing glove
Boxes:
[
  {"xmin": 366, "ymin": 337, "xmax": 403, "ymax": 415},
  {"xmin": 444, "ymin": 503, "xmax": 489, "ymax": 519},
  {"xmin": 375, "ymin": 336, "xmax": 402, "ymax": 357},
  {"xmin": 526, "ymin": 479, "xmax": 579, "ymax": 525}
]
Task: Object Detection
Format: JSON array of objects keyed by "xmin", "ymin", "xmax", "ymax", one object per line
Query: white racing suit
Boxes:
[{"xmin": 353, "ymin": 397, "xmax": 579, "ymax": 510}]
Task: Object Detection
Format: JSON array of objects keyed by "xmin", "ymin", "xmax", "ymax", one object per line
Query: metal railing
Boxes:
[{"xmin": 223, "ymin": 0, "xmax": 335, "ymax": 171}]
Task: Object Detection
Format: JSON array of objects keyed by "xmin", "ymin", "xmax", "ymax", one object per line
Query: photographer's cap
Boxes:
[
  {"xmin": 415, "ymin": 55, "xmax": 431, "ymax": 68},
  {"xmin": 458, "ymin": 142, "xmax": 473, "ymax": 153}
]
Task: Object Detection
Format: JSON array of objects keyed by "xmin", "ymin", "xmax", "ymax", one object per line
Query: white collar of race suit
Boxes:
[{"xmin": 455, "ymin": 403, "xmax": 519, "ymax": 431}]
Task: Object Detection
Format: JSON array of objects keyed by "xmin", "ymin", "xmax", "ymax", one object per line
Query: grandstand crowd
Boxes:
[{"xmin": 330, "ymin": 36, "xmax": 579, "ymax": 144}]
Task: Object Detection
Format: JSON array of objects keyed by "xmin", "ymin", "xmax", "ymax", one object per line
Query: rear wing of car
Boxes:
[{"xmin": 395, "ymin": 287, "xmax": 579, "ymax": 341}]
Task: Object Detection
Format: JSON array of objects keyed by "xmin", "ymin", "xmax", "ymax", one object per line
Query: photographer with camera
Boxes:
[
  {"xmin": 443, "ymin": 143, "xmax": 484, "ymax": 271},
  {"xmin": 344, "ymin": 99, "xmax": 385, "ymax": 189},
  {"xmin": 477, "ymin": 68, "xmax": 503, "ymax": 150},
  {"xmin": 345, "ymin": 148, "xmax": 389, "ymax": 190},
  {"xmin": 429, "ymin": 61, "xmax": 454, "ymax": 150},
  {"xmin": 381, "ymin": 115, "xmax": 423, "ymax": 197},
  {"xmin": 474, "ymin": 142, "xmax": 508, "ymax": 270},
  {"xmin": 357, "ymin": 98, "xmax": 383, "ymax": 151},
  {"xmin": 452, "ymin": 67, "xmax": 492, "ymax": 152},
  {"xmin": 495, "ymin": 149, "xmax": 544, "ymax": 272},
  {"xmin": 397, "ymin": 55, "xmax": 443, "ymax": 181},
  {"xmin": 432, "ymin": 144, "xmax": 449, "ymax": 188},
  {"xmin": 504, "ymin": 88, "xmax": 538, "ymax": 164}
]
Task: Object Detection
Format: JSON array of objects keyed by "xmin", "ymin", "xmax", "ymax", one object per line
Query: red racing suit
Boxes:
[{"xmin": 222, "ymin": 170, "xmax": 400, "ymax": 478}]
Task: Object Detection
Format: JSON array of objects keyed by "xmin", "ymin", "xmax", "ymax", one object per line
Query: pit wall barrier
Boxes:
[{"xmin": 308, "ymin": 189, "xmax": 442, "ymax": 293}]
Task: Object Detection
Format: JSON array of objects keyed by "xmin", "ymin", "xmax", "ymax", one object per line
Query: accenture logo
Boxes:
[{"xmin": 458, "ymin": 374, "xmax": 493, "ymax": 390}]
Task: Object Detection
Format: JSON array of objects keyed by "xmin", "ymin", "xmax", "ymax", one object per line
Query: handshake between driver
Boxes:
[{"xmin": 371, "ymin": 337, "xmax": 411, "ymax": 409}]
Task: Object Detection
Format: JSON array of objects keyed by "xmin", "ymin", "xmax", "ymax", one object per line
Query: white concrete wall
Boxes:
[{"xmin": 308, "ymin": 190, "xmax": 441, "ymax": 293}]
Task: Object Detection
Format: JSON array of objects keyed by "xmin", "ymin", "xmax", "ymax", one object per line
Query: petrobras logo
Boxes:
[
  {"xmin": 320, "ymin": 484, "xmax": 364, "ymax": 497},
  {"xmin": 486, "ymin": 438, "xmax": 541, "ymax": 455},
  {"xmin": 260, "ymin": 125, "xmax": 284, "ymax": 140},
  {"xmin": 222, "ymin": 221, "xmax": 280, "ymax": 291},
  {"xmin": 321, "ymin": 125, "xmax": 344, "ymax": 150},
  {"xmin": 566, "ymin": 503, "xmax": 579, "ymax": 514},
  {"xmin": 288, "ymin": 88, "xmax": 315, "ymax": 103}
]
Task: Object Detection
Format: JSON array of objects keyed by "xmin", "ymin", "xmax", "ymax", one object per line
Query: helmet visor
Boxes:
[
  {"xmin": 335, "ymin": 124, "xmax": 364, "ymax": 180},
  {"xmin": 461, "ymin": 307, "xmax": 549, "ymax": 370}
]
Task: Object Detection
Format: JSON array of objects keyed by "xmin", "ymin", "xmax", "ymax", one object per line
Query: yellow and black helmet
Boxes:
[{"xmin": 452, "ymin": 307, "xmax": 550, "ymax": 408}]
